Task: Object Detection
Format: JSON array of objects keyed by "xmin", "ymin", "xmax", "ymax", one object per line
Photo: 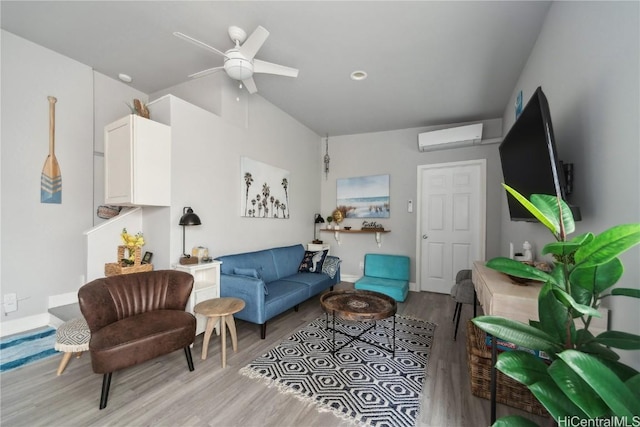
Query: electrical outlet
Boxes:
[{"xmin": 3, "ymin": 293, "xmax": 17, "ymax": 313}]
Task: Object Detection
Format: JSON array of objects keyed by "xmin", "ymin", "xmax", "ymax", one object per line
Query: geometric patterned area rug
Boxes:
[
  {"xmin": 0, "ymin": 327, "xmax": 57, "ymax": 373},
  {"xmin": 240, "ymin": 315, "xmax": 435, "ymax": 427}
]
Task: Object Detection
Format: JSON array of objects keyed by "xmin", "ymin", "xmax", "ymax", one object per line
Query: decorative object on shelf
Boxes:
[
  {"xmin": 179, "ymin": 207, "xmax": 202, "ymax": 265},
  {"xmin": 513, "ymin": 241, "xmax": 534, "ymax": 262},
  {"xmin": 313, "ymin": 213, "xmax": 325, "ymax": 244},
  {"xmin": 326, "ymin": 215, "xmax": 334, "ymax": 229},
  {"xmin": 104, "ymin": 245, "xmax": 153, "ymax": 276},
  {"xmin": 142, "ymin": 251, "xmax": 153, "ymax": 264},
  {"xmin": 126, "ymin": 98, "xmax": 150, "ymax": 119},
  {"xmin": 331, "ymin": 208, "xmax": 344, "ymax": 230},
  {"xmin": 361, "ymin": 220, "xmax": 384, "ymax": 230},
  {"xmin": 241, "ymin": 157, "xmax": 290, "ymax": 219},
  {"xmin": 96, "ymin": 205, "xmax": 121, "ymax": 219},
  {"xmin": 324, "ymin": 134, "xmax": 330, "ymax": 180},
  {"xmin": 336, "ymin": 174, "xmax": 390, "ymax": 218},
  {"xmin": 343, "ymin": 226, "xmax": 352, "ymax": 230},
  {"xmin": 119, "ymin": 228, "xmax": 145, "ymax": 264},
  {"xmin": 191, "ymin": 246, "xmax": 209, "ymax": 262},
  {"xmin": 41, "ymin": 96, "xmax": 62, "ymax": 204}
]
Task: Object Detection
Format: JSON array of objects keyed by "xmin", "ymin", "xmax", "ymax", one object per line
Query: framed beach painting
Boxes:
[
  {"xmin": 240, "ymin": 157, "xmax": 290, "ymax": 218},
  {"xmin": 336, "ymin": 174, "xmax": 390, "ymax": 218}
]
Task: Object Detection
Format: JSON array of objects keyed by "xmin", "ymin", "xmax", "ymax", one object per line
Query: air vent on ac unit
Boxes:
[{"xmin": 417, "ymin": 123, "xmax": 483, "ymax": 152}]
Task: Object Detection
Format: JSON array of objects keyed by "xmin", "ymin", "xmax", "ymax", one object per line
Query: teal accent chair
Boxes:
[{"xmin": 354, "ymin": 254, "xmax": 410, "ymax": 302}]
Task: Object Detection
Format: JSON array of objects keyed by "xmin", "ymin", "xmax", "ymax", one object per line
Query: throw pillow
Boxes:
[
  {"xmin": 298, "ymin": 250, "xmax": 328, "ymax": 273},
  {"xmin": 322, "ymin": 256, "xmax": 341, "ymax": 279},
  {"xmin": 233, "ymin": 267, "xmax": 261, "ymax": 279}
]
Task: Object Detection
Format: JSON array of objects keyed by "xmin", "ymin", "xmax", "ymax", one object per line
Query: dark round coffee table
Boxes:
[{"xmin": 320, "ymin": 289, "xmax": 397, "ymax": 356}]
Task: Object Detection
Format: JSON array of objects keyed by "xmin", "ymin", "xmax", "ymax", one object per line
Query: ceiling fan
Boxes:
[{"xmin": 174, "ymin": 25, "xmax": 299, "ymax": 94}]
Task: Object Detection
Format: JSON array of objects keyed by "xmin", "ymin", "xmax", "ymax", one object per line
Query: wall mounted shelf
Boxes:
[{"xmin": 320, "ymin": 229, "xmax": 390, "ymax": 247}]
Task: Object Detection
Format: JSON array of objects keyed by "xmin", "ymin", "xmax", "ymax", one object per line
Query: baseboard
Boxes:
[
  {"xmin": 341, "ymin": 274, "xmax": 360, "ymax": 283},
  {"xmin": 0, "ymin": 313, "xmax": 52, "ymax": 337},
  {"xmin": 48, "ymin": 291, "xmax": 78, "ymax": 308}
]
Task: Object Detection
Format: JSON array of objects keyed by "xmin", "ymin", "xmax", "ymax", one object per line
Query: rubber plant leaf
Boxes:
[
  {"xmin": 574, "ymin": 223, "xmax": 640, "ymax": 269},
  {"xmin": 548, "ymin": 358, "xmax": 610, "ymax": 418},
  {"xmin": 543, "ymin": 232, "xmax": 594, "ymax": 257},
  {"xmin": 550, "ymin": 287, "xmax": 601, "ymax": 318},
  {"xmin": 495, "ymin": 350, "xmax": 550, "ymax": 386},
  {"xmin": 611, "ymin": 288, "xmax": 640, "ymax": 298},
  {"xmin": 502, "ymin": 184, "xmax": 558, "ymax": 235},
  {"xmin": 528, "ymin": 376, "xmax": 588, "ymax": 420},
  {"xmin": 530, "ymin": 193, "xmax": 575, "ymax": 235},
  {"xmin": 570, "ymin": 257, "xmax": 623, "ymax": 294},
  {"xmin": 557, "ymin": 350, "xmax": 640, "ymax": 417},
  {"xmin": 538, "ymin": 282, "xmax": 573, "ymax": 343},
  {"xmin": 492, "ymin": 416, "xmax": 540, "ymax": 427},
  {"xmin": 594, "ymin": 331, "xmax": 640, "ymax": 350},
  {"xmin": 486, "ymin": 257, "xmax": 556, "ymax": 285},
  {"xmin": 472, "ymin": 316, "xmax": 563, "ymax": 354}
]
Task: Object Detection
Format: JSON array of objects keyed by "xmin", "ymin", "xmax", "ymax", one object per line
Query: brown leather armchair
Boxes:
[{"xmin": 78, "ymin": 270, "xmax": 196, "ymax": 409}]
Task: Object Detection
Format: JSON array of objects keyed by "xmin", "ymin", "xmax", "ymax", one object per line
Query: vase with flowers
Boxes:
[{"xmin": 120, "ymin": 228, "xmax": 145, "ymax": 266}]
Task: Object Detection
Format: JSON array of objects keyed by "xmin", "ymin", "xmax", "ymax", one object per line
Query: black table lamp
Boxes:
[
  {"xmin": 179, "ymin": 207, "xmax": 201, "ymax": 264},
  {"xmin": 313, "ymin": 213, "xmax": 325, "ymax": 244}
]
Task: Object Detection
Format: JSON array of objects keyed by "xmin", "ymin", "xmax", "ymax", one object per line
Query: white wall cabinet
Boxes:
[
  {"xmin": 104, "ymin": 114, "xmax": 171, "ymax": 206},
  {"xmin": 174, "ymin": 261, "xmax": 222, "ymax": 335}
]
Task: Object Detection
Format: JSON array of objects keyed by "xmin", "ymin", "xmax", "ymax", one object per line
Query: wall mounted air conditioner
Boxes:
[{"xmin": 418, "ymin": 123, "xmax": 483, "ymax": 152}]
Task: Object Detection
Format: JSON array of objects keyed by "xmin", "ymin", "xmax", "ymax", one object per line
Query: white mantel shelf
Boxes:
[{"xmin": 320, "ymin": 229, "xmax": 390, "ymax": 247}]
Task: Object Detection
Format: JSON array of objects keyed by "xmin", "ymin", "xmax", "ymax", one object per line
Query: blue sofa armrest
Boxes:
[{"xmin": 219, "ymin": 273, "xmax": 267, "ymax": 324}]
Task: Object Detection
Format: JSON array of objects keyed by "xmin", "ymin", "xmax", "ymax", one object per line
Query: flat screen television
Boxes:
[{"xmin": 499, "ymin": 86, "xmax": 581, "ymax": 221}]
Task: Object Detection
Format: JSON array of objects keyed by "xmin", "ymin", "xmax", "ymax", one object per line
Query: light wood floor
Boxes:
[{"xmin": 0, "ymin": 282, "xmax": 546, "ymax": 427}]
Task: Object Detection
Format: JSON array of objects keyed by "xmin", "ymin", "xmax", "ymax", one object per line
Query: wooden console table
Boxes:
[{"xmin": 471, "ymin": 261, "xmax": 608, "ymax": 422}]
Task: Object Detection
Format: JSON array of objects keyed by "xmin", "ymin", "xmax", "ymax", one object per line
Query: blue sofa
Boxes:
[
  {"xmin": 215, "ymin": 244, "xmax": 340, "ymax": 338},
  {"xmin": 354, "ymin": 254, "xmax": 410, "ymax": 302}
]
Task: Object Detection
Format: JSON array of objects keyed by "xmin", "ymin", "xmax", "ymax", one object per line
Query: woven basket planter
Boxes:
[
  {"xmin": 104, "ymin": 245, "xmax": 152, "ymax": 277},
  {"xmin": 466, "ymin": 321, "xmax": 549, "ymax": 417}
]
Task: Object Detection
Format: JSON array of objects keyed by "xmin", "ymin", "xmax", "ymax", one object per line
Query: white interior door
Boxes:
[{"xmin": 417, "ymin": 160, "xmax": 486, "ymax": 294}]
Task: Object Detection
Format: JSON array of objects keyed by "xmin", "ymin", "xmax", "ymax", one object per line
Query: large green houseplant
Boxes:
[{"xmin": 472, "ymin": 184, "xmax": 640, "ymax": 426}]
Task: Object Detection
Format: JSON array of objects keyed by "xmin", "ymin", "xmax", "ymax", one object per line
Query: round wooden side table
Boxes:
[{"xmin": 193, "ymin": 297, "xmax": 245, "ymax": 368}]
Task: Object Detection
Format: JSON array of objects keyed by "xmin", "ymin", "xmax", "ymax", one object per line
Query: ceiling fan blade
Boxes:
[
  {"xmin": 242, "ymin": 77, "xmax": 258, "ymax": 94},
  {"xmin": 239, "ymin": 26, "xmax": 269, "ymax": 60},
  {"xmin": 188, "ymin": 66, "xmax": 225, "ymax": 79},
  {"xmin": 173, "ymin": 32, "xmax": 227, "ymax": 57},
  {"xmin": 253, "ymin": 59, "xmax": 299, "ymax": 78}
]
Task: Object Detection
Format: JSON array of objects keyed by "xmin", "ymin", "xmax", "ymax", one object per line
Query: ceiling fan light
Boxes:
[{"xmin": 350, "ymin": 70, "xmax": 368, "ymax": 81}]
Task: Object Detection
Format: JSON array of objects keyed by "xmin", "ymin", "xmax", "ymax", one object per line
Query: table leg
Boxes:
[
  {"xmin": 490, "ymin": 334, "xmax": 497, "ymax": 423},
  {"xmin": 202, "ymin": 316, "xmax": 217, "ymax": 360},
  {"xmin": 221, "ymin": 315, "xmax": 227, "ymax": 368},
  {"xmin": 226, "ymin": 314, "xmax": 238, "ymax": 352}
]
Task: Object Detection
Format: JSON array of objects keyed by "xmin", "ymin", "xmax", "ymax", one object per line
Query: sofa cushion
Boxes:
[
  {"xmin": 364, "ymin": 254, "xmax": 410, "ymax": 281},
  {"xmin": 281, "ymin": 272, "xmax": 332, "ymax": 297},
  {"xmin": 264, "ymin": 280, "xmax": 309, "ymax": 320},
  {"xmin": 354, "ymin": 276, "xmax": 409, "ymax": 302},
  {"xmin": 271, "ymin": 244, "xmax": 306, "ymax": 278},
  {"xmin": 298, "ymin": 250, "xmax": 328, "ymax": 273},
  {"xmin": 233, "ymin": 267, "xmax": 262, "ymax": 280},
  {"xmin": 218, "ymin": 249, "xmax": 279, "ymax": 283}
]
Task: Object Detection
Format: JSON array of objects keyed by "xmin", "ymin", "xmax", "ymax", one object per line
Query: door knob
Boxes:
[{"xmin": 422, "ymin": 235, "xmax": 428, "ymax": 239}]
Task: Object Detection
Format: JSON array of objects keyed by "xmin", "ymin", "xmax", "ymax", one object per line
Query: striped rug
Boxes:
[{"xmin": 0, "ymin": 327, "xmax": 57, "ymax": 372}]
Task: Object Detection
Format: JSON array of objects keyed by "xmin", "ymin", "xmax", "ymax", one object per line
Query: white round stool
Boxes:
[{"xmin": 54, "ymin": 318, "xmax": 90, "ymax": 375}]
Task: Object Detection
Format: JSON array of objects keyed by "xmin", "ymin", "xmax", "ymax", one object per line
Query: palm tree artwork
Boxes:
[{"xmin": 240, "ymin": 157, "xmax": 290, "ymax": 219}]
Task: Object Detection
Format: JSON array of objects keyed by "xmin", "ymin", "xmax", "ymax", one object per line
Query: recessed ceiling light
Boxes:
[
  {"xmin": 118, "ymin": 73, "xmax": 132, "ymax": 83},
  {"xmin": 350, "ymin": 70, "xmax": 368, "ymax": 81}
]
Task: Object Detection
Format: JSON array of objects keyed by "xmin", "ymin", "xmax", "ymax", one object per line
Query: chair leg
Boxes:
[
  {"xmin": 99, "ymin": 373, "xmax": 112, "ymax": 410},
  {"xmin": 261, "ymin": 323, "xmax": 267, "ymax": 339},
  {"xmin": 184, "ymin": 346, "xmax": 195, "ymax": 372},
  {"xmin": 452, "ymin": 302, "xmax": 461, "ymax": 323},
  {"xmin": 454, "ymin": 303, "xmax": 463, "ymax": 341}
]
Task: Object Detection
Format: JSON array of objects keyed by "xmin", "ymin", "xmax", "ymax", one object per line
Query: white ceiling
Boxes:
[{"xmin": 1, "ymin": 1, "xmax": 551, "ymax": 136}]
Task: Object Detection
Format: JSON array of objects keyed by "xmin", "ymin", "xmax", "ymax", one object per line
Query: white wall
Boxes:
[
  {"xmin": 1, "ymin": 31, "xmax": 93, "ymax": 327},
  {"xmin": 1, "ymin": 31, "xmax": 156, "ymax": 333},
  {"xmin": 319, "ymin": 121, "xmax": 504, "ymax": 282},
  {"xmin": 499, "ymin": 2, "xmax": 640, "ymax": 368}
]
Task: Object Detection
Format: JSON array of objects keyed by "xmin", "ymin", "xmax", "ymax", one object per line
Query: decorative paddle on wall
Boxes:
[{"xmin": 41, "ymin": 96, "xmax": 61, "ymax": 204}]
